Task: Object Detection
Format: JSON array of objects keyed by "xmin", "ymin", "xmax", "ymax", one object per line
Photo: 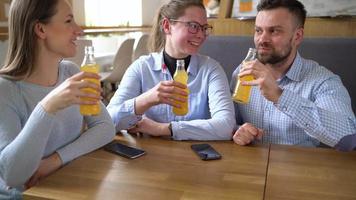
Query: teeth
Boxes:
[{"xmin": 190, "ymin": 41, "xmax": 199, "ymax": 46}]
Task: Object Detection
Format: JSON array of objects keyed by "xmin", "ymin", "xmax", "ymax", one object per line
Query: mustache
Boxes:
[{"xmin": 257, "ymin": 42, "xmax": 271, "ymax": 48}]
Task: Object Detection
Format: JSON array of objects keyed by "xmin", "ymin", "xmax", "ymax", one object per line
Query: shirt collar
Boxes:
[
  {"xmin": 152, "ymin": 51, "xmax": 199, "ymax": 76},
  {"xmin": 283, "ymin": 52, "xmax": 303, "ymax": 82}
]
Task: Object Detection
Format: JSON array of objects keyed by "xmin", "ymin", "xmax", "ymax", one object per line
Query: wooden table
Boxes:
[
  {"xmin": 264, "ymin": 145, "xmax": 356, "ymax": 200},
  {"xmin": 23, "ymin": 134, "xmax": 269, "ymax": 200}
]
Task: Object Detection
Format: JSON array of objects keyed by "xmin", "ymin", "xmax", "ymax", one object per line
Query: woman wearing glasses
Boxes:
[{"xmin": 107, "ymin": 0, "xmax": 235, "ymax": 140}]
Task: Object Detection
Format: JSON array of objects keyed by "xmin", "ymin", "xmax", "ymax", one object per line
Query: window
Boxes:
[{"xmin": 84, "ymin": 0, "xmax": 142, "ymax": 27}]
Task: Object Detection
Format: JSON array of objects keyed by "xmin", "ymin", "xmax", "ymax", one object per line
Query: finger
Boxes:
[
  {"xmin": 77, "ymin": 80, "xmax": 101, "ymax": 91},
  {"xmin": 238, "ymin": 131, "xmax": 255, "ymax": 144},
  {"xmin": 161, "ymin": 80, "xmax": 187, "ymax": 89},
  {"xmin": 159, "ymin": 93, "xmax": 187, "ymax": 105},
  {"xmin": 128, "ymin": 127, "xmax": 141, "ymax": 134},
  {"xmin": 160, "ymin": 85, "xmax": 188, "ymax": 97},
  {"xmin": 234, "ymin": 128, "xmax": 251, "ymax": 144},
  {"xmin": 161, "ymin": 98, "xmax": 182, "ymax": 108},
  {"xmin": 256, "ymin": 129, "xmax": 264, "ymax": 140},
  {"xmin": 78, "ymin": 90, "xmax": 102, "ymax": 100},
  {"xmin": 25, "ymin": 174, "xmax": 39, "ymax": 189},
  {"xmin": 243, "ymin": 124, "xmax": 260, "ymax": 137},
  {"xmin": 70, "ymin": 71, "xmax": 101, "ymax": 81},
  {"xmin": 233, "ymin": 135, "xmax": 247, "ymax": 145},
  {"xmin": 241, "ymin": 79, "xmax": 259, "ymax": 86},
  {"xmin": 79, "ymin": 99, "xmax": 101, "ymax": 105},
  {"xmin": 171, "ymin": 81, "xmax": 187, "ymax": 89},
  {"xmin": 174, "ymin": 87, "xmax": 189, "ymax": 96}
]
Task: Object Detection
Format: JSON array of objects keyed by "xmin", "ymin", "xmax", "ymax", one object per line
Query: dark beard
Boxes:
[
  {"xmin": 256, "ymin": 38, "xmax": 293, "ymax": 65},
  {"xmin": 257, "ymin": 49, "xmax": 291, "ymax": 65}
]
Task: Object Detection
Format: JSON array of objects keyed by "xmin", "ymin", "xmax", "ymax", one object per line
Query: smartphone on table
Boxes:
[
  {"xmin": 191, "ymin": 143, "xmax": 222, "ymax": 161},
  {"xmin": 104, "ymin": 142, "xmax": 146, "ymax": 159}
]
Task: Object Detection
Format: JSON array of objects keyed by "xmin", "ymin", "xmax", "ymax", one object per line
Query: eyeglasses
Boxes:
[{"xmin": 169, "ymin": 19, "xmax": 213, "ymax": 36}]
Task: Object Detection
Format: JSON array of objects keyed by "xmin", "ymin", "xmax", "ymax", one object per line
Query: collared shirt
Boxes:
[
  {"xmin": 231, "ymin": 53, "xmax": 356, "ymax": 147},
  {"xmin": 107, "ymin": 51, "xmax": 236, "ymax": 140}
]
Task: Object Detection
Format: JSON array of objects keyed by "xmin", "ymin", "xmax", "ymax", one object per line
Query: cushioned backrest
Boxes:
[
  {"xmin": 199, "ymin": 36, "xmax": 254, "ymax": 83},
  {"xmin": 199, "ymin": 36, "xmax": 356, "ymax": 112}
]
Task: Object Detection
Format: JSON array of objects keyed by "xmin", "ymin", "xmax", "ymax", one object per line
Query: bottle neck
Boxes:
[
  {"xmin": 176, "ymin": 65, "xmax": 185, "ymax": 70},
  {"xmin": 163, "ymin": 50, "xmax": 190, "ymax": 75},
  {"xmin": 82, "ymin": 46, "xmax": 96, "ymax": 66},
  {"xmin": 176, "ymin": 60, "xmax": 185, "ymax": 71},
  {"xmin": 84, "ymin": 54, "xmax": 96, "ymax": 64},
  {"xmin": 244, "ymin": 48, "xmax": 257, "ymax": 61}
]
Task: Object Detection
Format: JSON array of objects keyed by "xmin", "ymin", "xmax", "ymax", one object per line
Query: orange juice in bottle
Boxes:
[
  {"xmin": 173, "ymin": 59, "xmax": 189, "ymax": 115},
  {"xmin": 80, "ymin": 46, "xmax": 101, "ymax": 116},
  {"xmin": 232, "ymin": 48, "xmax": 257, "ymax": 104}
]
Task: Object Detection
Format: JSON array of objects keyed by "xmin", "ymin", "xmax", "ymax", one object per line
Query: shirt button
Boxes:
[
  {"xmin": 283, "ymin": 106, "xmax": 287, "ymax": 111},
  {"xmin": 305, "ymin": 123, "xmax": 310, "ymax": 127}
]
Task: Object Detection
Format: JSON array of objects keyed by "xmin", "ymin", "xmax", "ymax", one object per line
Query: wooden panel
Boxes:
[
  {"xmin": 0, "ymin": 0, "xmax": 10, "ymax": 22},
  {"xmin": 304, "ymin": 17, "xmax": 356, "ymax": 37},
  {"xmin": 209, "ymin": 18, "xmax": 255, "ymax": 36},
  {"xmin": 209, "ymin": 17, "xmax": 356, "ymax": 37},
  {"xmin": 218, "ymin": 0, "xmax": 233, "ymax": 19},
  {"xmin": 210, "ymin": 0, "xmax": 356, "ymax": 37},
  {"xmin": 24, "ymin": 135, "xmax": 270, "ymax": 200},
  {"xmin": 265, "ymin": 145, "xmax": 356, "ymax": 200}
]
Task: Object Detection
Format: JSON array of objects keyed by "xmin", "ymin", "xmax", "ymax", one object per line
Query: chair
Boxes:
[
  {"xmin": 101, "ymin": 38, "xmax": 135, "ymax": 103},
  {"xmin": 132, "ymin": 34, "xmax": 149, "ymax": 62},
  {"xmin": 65, "ymin": 39, "xmax": 93, "ymax": 66}
]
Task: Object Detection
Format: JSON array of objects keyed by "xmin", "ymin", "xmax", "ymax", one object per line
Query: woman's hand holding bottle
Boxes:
[
  {"xmin": 39, "ymin": 71, "xmax": 102, "ymax": 114},
  {"xmin": 134, "ymin": 80, "xmax": 188, "ymax": 115}
]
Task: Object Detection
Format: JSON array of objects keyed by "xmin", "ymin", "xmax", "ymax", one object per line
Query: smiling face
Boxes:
[
  {"xmin": 254, "ymin": 8, "xmax": 303, "ymax": 66},
  {"xmin": 37, "ymin": 0, "xmax": 82, "ymax": 58},
  {"xmin": 163, "ymin": 6, "xmax": 208, "ymax": 58}
]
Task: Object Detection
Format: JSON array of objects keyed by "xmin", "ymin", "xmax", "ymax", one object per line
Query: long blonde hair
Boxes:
[
  {"xmin": 148, "ymin": 0, "xmax": 205, "ymax": 53},
  {"xmin": 0, "ymin": 0, "xmax": 59, "ymax": 80}
]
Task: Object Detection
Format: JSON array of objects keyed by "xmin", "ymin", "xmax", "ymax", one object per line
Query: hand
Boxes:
[
  {"xmin": 239, "ymin": 60, "xmax": 283, "ymax": 103},
  {"xmin": 233, "ymin": 123, "xmax": 264, "ymax": 145},
  {"xmin": 25, "ymin": 152, "xmax": 63, "ymax": 189},
  {"xmin": 127, "ymin": 117, "xmax": 171, "ymax": 137},
  {"xmin": 135, "ymin": 80, "xmax": 188, "ymax": 115},
  {"xmin": 40, "ymin": 72, "xmax": 102, "ymax": 114}
]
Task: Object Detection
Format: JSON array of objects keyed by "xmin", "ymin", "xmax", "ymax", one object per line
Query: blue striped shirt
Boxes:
[
  {"xmin": 231, "ymin": 53, "xmax": 356, "ymax": 147},
  {"xmin": 107, "ymin": 52, "xmax": 236, "ymax": 140}
]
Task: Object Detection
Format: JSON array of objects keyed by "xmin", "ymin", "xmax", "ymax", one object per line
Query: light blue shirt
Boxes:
[
  {"xmin": 231, "ymin": 53, "xmax": 356, "ymax": 147},
  {"xmin": 0, "ymin": 61, "xmax": 115, "ymax": 196},
  {"xmin": 107, "ymin": 52, "xmax": 236, "ymax": 140}
]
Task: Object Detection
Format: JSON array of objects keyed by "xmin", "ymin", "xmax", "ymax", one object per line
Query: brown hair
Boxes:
[
  {"xmin": 257, "ymin": 0, "xmax": 306, "ymax": 28},
  {"xmin": 148, "ymin": 0, "xmax": 205, "ymax": 52},
  {"xmin": 0, "ymin": 0, "xmax": 59, "ymax": 80}
]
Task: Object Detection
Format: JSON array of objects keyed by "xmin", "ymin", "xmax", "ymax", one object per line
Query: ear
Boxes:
[
  {"xmin": 161, "ymin": 18, "xmax": 171, "ymax": 34},
  {"xmin": 294, "ymin": 27, "xmax": 304, "ymax": 46},
  {"xmin": 34, "ymin": 22, "xmax": 47, "ymax": 39}
]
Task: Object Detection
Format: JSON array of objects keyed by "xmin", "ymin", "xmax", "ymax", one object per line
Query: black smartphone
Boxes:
[
  {"xmin": 104, "ymin": 142, "xmax": 146, "ymax": 159},
  {"xmin": 191, "ymin": 143, "xmax": 222, "ymax": 160}
]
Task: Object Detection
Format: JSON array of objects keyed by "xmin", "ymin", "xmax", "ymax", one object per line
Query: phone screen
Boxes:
[
  {"xmin": 105, "ymin": 142, "xmax": 146, "ymax": 159},
  {"xmin": 191, "ymin": 143, "xmax": 222, "ymax": 160}
]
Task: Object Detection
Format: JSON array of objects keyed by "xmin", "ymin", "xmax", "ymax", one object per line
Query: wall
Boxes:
[
  {"xmin": 210, "ymin": 0, "xmax": 356, "ymax": 37},
  {"xmin": 72, "ymin": 0, "xmax": 86, "ymax": 26},
  {"xmin": 72, "ymin": 0, "xmax": 167, "ymax": 27}
]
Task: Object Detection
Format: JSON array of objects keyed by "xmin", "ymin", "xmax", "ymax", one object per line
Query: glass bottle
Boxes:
[
  {"xmin": 173, "ymin": 59, "xmax": 189, "ymax": 116},
  {"xmin": 80, "ymin": 46, "xmax": 101, "ymax": 116},
  {"xmin": 232, "ymin": 48, "xmax": 257, "ymax": 104}
]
